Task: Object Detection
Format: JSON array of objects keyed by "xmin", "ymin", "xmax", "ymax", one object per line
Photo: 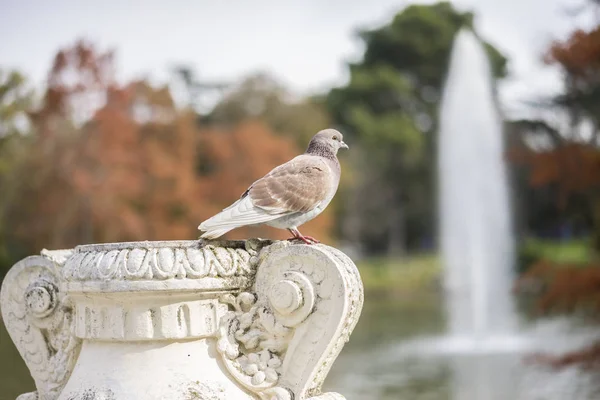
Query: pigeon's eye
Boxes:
[{"xmin": 333, "ymin": 136, "xmax": 338, "ymax": 141}]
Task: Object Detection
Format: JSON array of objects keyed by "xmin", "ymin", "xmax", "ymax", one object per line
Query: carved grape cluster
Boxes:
[
  {"xmin": 217, "ymin": 291, "xmax": 292, "ymax": 391},
  {"xmin": 237, "ymin": 349, "xmax": 282, "ymax": 385}
]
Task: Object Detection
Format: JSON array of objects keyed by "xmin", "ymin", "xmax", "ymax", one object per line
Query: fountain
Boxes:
[
  {"xmin": 322, "ymin": 28, "xmax": 599, "ymax": 400},
  {"xmin": 437, "ymin": 29, "xmax": 520, "ymax": 352}
]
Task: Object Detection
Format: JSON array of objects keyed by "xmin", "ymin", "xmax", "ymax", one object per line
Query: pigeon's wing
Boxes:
[
  {"xmin": 198, "ymin": 155, "xmax": 330, "ymax": 239},
  {"xmin": 198, "ymin": 195, "xmax": 282, "ymax": 239},
  {"xmin": 248, "ymin": 155, "xmax": 331, "ymax": 214}
]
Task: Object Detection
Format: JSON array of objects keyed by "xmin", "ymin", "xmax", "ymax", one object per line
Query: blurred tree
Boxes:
[
  {"xmin": 509, "ymin": 9, "xmax": 600, "ymax": 257},
  {"xmin": 2, "ymin": 42, "xmax": 209, "ymax": 256},
  {"xmin": 0, "ymin": 42, "xmax": 335, "ymax": 277},
  {"xmin": 33, "ymin": 39, "xmax": 115, "ymax": 128},
  {"xmin": 511, "ymin": 0, "xmax": 600, "ymax": 373},
  {"xmin": 507, "ymin": 122, "xmax": 595, "ymax": 244},
  {"xmin": 125, "ymin": 80, "xmax": 200, "ymax": 240},
  {"xmin": 3, "ymin": 40, "xmax": 123, "ymax": 257},
  {"xmin": 327, "ymin": 1, "xmax": 507, "ymax": 255},
  {"xmin": 170, "ymin": 66, "xmax": 230, "ymax": 114},
  {"xmin": 515, "ymin": 259, "xmax": 600, "ymax": 371},
  {"xmin": 0, "ymin": 69, "xmax": 34, "ymax": 270},
  {"xmin": 0, "ymin": 69, "xmax": 33, "ymax": 137},
  {"xmin": 205, "ymin": 72, "xmax": 330, "ymax": 148}
]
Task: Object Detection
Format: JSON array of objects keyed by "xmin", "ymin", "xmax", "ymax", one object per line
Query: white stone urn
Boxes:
[{"xmin": 1, "ymin": 239, "xmax": 363, "ymax": 400}]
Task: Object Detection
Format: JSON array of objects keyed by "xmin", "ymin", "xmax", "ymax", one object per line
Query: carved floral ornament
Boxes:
[{"xmin": 0, "ymin": 240, "xmax": 363, "ymax": 400}]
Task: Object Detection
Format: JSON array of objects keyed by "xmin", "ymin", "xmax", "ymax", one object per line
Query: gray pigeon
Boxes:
[{"xmin": 198, "ymin": 129, "xmax": 348, "ymax": 244}]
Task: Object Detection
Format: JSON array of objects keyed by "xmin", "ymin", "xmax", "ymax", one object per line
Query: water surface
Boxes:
[
  {"xmin": 1, "ymin": 291, "xmax": 598, "ymax": 400},
  {"xmin": 324, "ymin": 292, "xmax": 600, "ymax": 400}
]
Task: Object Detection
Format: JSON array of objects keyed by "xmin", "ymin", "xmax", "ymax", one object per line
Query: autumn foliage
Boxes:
[
  {"xmin": 0, "ymin": 40, "xmax": 333, "ymax": 267},
  {"xmin": 516, "ymin": 260, "xmax": 600, "ymax": 370},
  {"xmin": 516, "ymin": 260, "xmax": 600, "ymax": 315},
  {"xmin": 509, "ymin": 21, "xmax": 600, "ymax": 251},
  {"xmin": 546, "ymin": 26, "xmax": 600, "ymax": 77},
  {"xmin": 510, "ymin": 143, "xmax": 600, "ymax": 204},
  {"xmin": 511, "ymin": 8, "xmax": 600, "ymax": 370}
]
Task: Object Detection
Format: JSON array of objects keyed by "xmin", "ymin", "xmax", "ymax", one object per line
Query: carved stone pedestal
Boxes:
[{"xmin": 1, "ymin": 240, "xmax": 363, "ymax": 400}]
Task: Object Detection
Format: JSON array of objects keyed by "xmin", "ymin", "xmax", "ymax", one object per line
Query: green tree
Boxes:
[
  {"xmin": 187, "ymin": 72, "xmax": 330, "ymax": 148},
  {"xmin": 0, "ymin": 70, "xmax": 33, "ymax": 137},
  {"xmin": 0, "ymin": 69, "xmax": 34, "ymax": 272},
  {"xmin": 327, "ymin": 1, "xmax": 507, "ymax": 255}
]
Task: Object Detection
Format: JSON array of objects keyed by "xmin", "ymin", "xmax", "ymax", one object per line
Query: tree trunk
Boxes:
[
  {"xmin": 591, "ymin": 196, "xmax": 600, "ymax": 263},
  {"xmin": 387, "ymin": 193, "xmax": 406, "ymax": 257}
]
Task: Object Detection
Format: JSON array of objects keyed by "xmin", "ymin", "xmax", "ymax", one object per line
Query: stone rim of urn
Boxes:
[{"xmin": 1, "ymin": 239, "xmax": 364, "ymax": 400}]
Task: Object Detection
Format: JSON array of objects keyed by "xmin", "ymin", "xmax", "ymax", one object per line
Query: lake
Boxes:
[
  {"xmin": 325, "ymin": 292, "xmax": 600, "ymax": 400},
  {"xmin": 1, "ymin": 290, "xmax": 598, "ymax": 400}
]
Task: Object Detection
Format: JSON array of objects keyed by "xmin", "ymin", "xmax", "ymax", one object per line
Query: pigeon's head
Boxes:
[{"xmin": 308, "ymin": 129, "xmax": 349, "ymax": 155}]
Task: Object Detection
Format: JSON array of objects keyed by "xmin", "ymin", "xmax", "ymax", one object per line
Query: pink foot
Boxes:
[
  {"xmin": 297, "ymin": 235, "xmax": 314, "ymax": 245},
  {"xmin": 286, "ymin": 229, "xmax": 319, "ymax": 245},
  {"xmin": 286, "ymin": 235, "xmax": 312, "ymax": 245},
  {"xmin": 301, "ymin": 235, "xmax": 320, "ymax": 244}
]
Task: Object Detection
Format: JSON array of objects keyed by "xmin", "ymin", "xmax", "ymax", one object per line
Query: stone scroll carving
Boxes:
[
  {"xmin": 216, "ymin": 242, "xmax": 364, "ymax": 400},
  {"xmin": 0, "ymin": 250, "xmax": 81, "ymax": 400}
]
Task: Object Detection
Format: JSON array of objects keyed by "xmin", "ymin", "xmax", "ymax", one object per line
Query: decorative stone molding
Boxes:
[
  {"xmin": 63, "ymin": 240, "xmax": 256, "ymax": 281},
  {"xmin": 1, "ymin": 240, "xmax": 363, "ymax": 400},
  {"xmin": 1, "ymin": 250, "xmax": 81, "ymax": 400},
  {"xmin": 216, "ymin": 243, "xmax": 363, "ymax": 400}
]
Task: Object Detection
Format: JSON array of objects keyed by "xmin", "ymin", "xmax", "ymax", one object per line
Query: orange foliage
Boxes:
[
  {"xmin": 516, "ymin": 260, "xmax": 600, "ymax": 371},
  {"xmin": 515, "ymin": 260, "xmax": 600, "ymax": 315},
  {"xmin": 5, "ymin": 40, "xmax": 333, "ymax": 256},
  {"xmin": 509, "ymin": 143, "xmax": 600, "ymax": 201},
  {"xmin": 546, "ymin": 27, "xmax": 600, "ymax": 77},
  {"xmin": 514, "ymin": 22, "xmax": 600, "ymax": 201},
  {"xmin": 31, "ymin": 40, "xmax": 115, "ymax": 132}
]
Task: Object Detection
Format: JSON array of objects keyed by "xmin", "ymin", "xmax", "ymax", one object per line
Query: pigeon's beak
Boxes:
[{"xmin": 340, "ymin": 141, "xmax": 349, "ymax": 149}]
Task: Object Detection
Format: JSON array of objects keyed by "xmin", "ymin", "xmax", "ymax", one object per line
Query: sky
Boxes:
[{"xmin": 0, "ymin": 0, "xmax": 596, "ymax": 118}]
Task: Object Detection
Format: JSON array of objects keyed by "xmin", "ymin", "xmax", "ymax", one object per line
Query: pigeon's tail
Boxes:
[
  {"xmin": 200, "ymin": 227, "xmax": 235, "ymax": 240},
  {"xmin": 198, "ymin": 196, "xmax": 282, "ymax": 239}
]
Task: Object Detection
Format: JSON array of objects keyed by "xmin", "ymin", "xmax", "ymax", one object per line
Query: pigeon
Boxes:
[{"xmin": 198, "ymin": 129, "xmax": 348, "ymax": 244}]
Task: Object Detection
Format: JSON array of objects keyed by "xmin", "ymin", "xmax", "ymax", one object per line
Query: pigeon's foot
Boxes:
[
  {"xmin": 287, "ymin": 236, "xmax": 313, "ymax": 245},
  {"xmin": 287, "ymin": 229, "xmax": 319, "ymax": 245},
  {"xmin": 302, "ymin": 235, "xmax": 320, "ymax": 244}
]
